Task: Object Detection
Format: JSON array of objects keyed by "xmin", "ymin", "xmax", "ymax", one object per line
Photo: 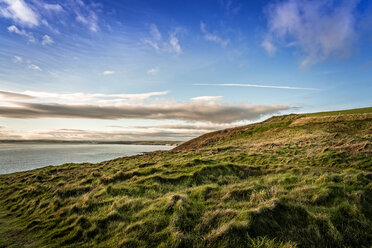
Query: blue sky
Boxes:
[{"xmin": 0, "ymin": 0, "xmax": 371, "ymax": 141}]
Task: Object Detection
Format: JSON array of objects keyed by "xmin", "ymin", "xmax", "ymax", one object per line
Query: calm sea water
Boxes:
[{"xmin": 0, "ymin": 143, "xmax": 174, "ymax": 175}]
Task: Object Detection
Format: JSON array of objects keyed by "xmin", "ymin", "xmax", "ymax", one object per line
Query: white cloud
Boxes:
[
  {"xmin": 12, "ymin": 58, "xmax": 44, "ymax": 72},
  {"xmin": 0, "ymin": 121, "xmax": 242, "ymax": 141},
  {"xmin": 41, "ymin": 34, "xmax": 53, "ymax": 45},
  {"xmin": 0, "ymin": 101, "xmax": 290, "ymax": 123},
  {"xmin": 263, "ymin": 0, "xmax": 358, "ymax": 68},
  {"xmin": 75, "ymin": 9, "xmax": 99, "ymax": 32},
  {"xmin": 43, "ymin": 3, "xmax": 63, "ymax": 12},
  {"xmin": 0, "ymin": 90, "xmax": 290, "ymax": 123},
  {"xmin": 103, "ymin": 70, "xmax": 115, "ymax": 75},
  {"xmin": 13, "ymin": 55, "xmax": 22, "ymax": 63},
  {"xmin": 0, "ymin": 90, "xmax": 34, "ymax": 100},
  {"xmin": 143, "ymin": 24, "xmax": 183, "ymax": 55},
  {"xmin": 169, "ymin": 32, "xmax": 182, "ymax": 54},
  {"xmin": 149, "ymin": 24, "xmax": 161, "ymax": 41},
  {"xmin": 28, "ymin": 64, "xmax": 42, "ymax": 71},
  {"xmin": 134, "ymin": 123, "xmax": 234, "ymax": 131},
  {"xmin": 0, "ymin": 0, "xmax": 39, "ymax": 27},
  {"xmin": 147, "ymin": 67, "xmax": 159, "ymax": 75},
  {"xmin": 191, "ymin": 96, "xmax": 223, "ymax": 102},
  {"xmin": 261, "ymin": 39, "xmax": 276, "ymax": 56},
  {"xmin": 0, "ymin": 0, "xmax": 101, "ymax": 35},
  {"xmin": 143, "ymin": 39, "xmax": 160, "ymax": 51},
  {"xmin": 220, "ymin": 0, "xmax": 241, "ymax": 15},
  {"xmin": 21, "ymin": 90, "xmax": 169, "ymax": 103},
  {"xmin": 194, "ymin": 83, "xmax": 318, "ymax": 90},
  {"xmin": 0, "ymin": 0, "xmax": 104, "ymax": 50},
  {"xmin": 0, "ymin": 127, "xmax": 200, "ymax": 141},
  {"xmin": 143, "ymin": 24, "xmax": 162, "ymax": 51},
  {"xmin": 200, "ymin": 22, "xmax": 229, "ymax": 47},
  {"xmin": 7, "ymin": 25, "xmax": 35, "ymax": 42}
]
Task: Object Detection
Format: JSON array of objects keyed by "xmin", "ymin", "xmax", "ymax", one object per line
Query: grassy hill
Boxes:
[{"xmin": 0, "ymin": 107, "xmax": 371, "ymax": 248}]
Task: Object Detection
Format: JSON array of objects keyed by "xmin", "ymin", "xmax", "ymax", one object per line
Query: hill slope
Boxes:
[{"xmin": 0, "ymin": 107, "xmax": 371, "ymax": 247}]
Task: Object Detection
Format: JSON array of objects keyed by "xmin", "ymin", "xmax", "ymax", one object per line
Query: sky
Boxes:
[{"xmin": 0, "ymin": 0, "xmax": 371, "ymax": 141}]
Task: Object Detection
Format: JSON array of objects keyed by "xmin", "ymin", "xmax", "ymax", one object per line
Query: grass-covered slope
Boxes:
[{"xmin": 0, "ymin": 108, "xmax": 371, "ymax": 248}]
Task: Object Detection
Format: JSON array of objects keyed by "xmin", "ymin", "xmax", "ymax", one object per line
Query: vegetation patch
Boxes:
[{"xmin": 0, "ymin": 108, "xmax": 371, "ymax": 247}]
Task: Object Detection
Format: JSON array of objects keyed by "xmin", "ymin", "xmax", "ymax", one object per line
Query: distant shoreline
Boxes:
[{"xmin": 0, "ymin": 140, "xmax": 182, "ymax": 146}]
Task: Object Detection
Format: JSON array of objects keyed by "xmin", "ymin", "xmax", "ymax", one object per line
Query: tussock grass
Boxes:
[{"xmin": 0, "ymin": 108, "xmax": 371, "ymax": 247}]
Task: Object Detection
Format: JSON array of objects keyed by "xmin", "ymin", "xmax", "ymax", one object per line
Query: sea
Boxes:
[{"xmin": 0, "ymin": 143, "xmax": 174, "ymax": 175}]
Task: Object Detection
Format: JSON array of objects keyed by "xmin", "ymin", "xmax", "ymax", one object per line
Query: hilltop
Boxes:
[{"xmin": 0, "ymin": 107, "xmax": 371, "ymax": 247}]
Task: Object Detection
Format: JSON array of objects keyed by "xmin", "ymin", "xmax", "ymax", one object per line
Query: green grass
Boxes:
[
  {"xmin": 303, "ymin": 106, "xmax": 372, "ymax": 117},
  {"xmin": 0, "ymin": 108, "xmax": 371, "ymax": 247}
]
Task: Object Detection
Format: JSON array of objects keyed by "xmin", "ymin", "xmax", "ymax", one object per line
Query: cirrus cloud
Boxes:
[
  {"xmin": 200, "ymin": 22, "xmax": 229, "ymax": 47},
  {"xmin": 7, "ymin": 25, "xmax": 35, "ymax": 42},
  {"xmin": 1, "ymin": 0, "xmax": 101, "ymax": 37},
  {"xmin": 143, "ymin": 24, "xmax": 183, "ymax": 55},
  {"xmin": 43, "ymin": 3, "xmax": 63, "ymax": 12}
]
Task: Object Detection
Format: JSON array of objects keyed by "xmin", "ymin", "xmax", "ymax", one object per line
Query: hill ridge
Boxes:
[
  {"xmin": 173, "ymin": 107, "xmax": 372, "ymax": 153},
  {"xmin": 0, "ymin": 107, "xmax": 371, "ymax": 247}
]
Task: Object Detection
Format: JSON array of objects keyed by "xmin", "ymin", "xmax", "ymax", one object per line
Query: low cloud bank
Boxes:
[
  {"xmin": 0, "ymin": 127, "xmax": 206, "ymax": 141},
  {"xmin": 0, "ymin": 102, "xmax": 290, "ymax": 123}
]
